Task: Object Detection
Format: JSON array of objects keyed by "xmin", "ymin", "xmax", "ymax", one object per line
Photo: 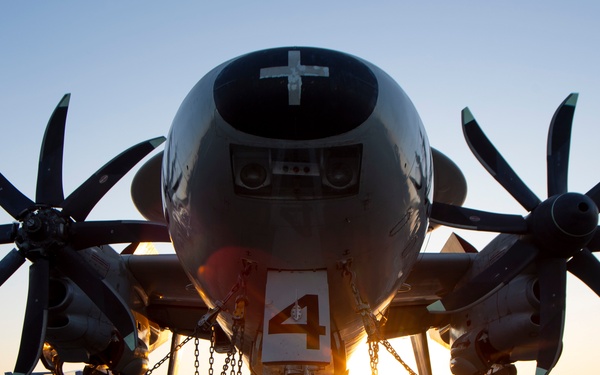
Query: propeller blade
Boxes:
[
  {"xmin": 585, "ymin": 181, "xmax": 600, "ymax": 208},
  {"xmin": 0, "ymin": 223, "xmax": 17, "ymax": 244},
  {"xmin": 54, "ymin": 247, "xmax": 138, "ymax": 352},
  {"xmin": 535, "ymin": 258, "xmax": 567, "ymax": 375},
  {"xmin": 61, "ymin": 136, "xmax": 166, "ymax": 222},
  {"xmin": 0, "ymin": 248, "xmax": 25, "ymax": 286},
  {"xmin": 120, "ymin": 242, "xmax": 140, "ymax": 255},
  {"xmin": 36, "ymin": 94, "xmax": 70, "ymax": 206},
  {"xmin": 69, "ymin": 220, "xmax": 170, "ymax": 250},
  {"xmin": 462, "ymin": 108, "xmax": 541, "ymax": 211},
  {"xmin": 428, "ymin": 240, "xmax": 539, "ymax": 313},
  {"xmin": 567, "ymin": 248, "xmax": 600, "ymax": 297},
  {"xmin": 547, "ymin": 94, "xmax": 577, "ymax": 197},
  {"xmin": 587, "ymin": 230, "xmax": 600, "ymax": 252},
  {"xmin": 14, "ymin": 258, "xmax": 49, "ymax": 375},
  {"xmin": 0, "ymin": 172, "xmax": 34, "ymax": 219},
  {"xmin": 430, "ymin": 202, "xmax": 528, "ymax": 233}
]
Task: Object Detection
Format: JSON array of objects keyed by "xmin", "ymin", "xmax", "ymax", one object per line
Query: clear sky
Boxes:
[{"xmin": 1, "ymin": 1, "xmax": 599, "ymax": 374}]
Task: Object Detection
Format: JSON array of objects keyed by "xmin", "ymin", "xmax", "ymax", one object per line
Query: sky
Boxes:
[{"xmin": 0, "ymin": 1, "xmax": 599, "ymax": 374}]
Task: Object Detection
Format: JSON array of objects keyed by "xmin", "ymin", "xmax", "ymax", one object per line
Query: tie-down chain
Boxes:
[
  {"xmin": 339, "ymin": 259, "xmax": 417, "ymax": 375},
  {"xmin": 145, "ymin": 260, "xmax": 254, "ymax": 375}
]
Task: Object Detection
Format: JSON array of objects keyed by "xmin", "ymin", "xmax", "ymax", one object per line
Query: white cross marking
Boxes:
[{"xmin": 260, "ymin": 50, "xmax": 330, "ymax": 106}]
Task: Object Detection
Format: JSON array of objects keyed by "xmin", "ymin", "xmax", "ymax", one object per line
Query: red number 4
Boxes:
[{"xmin": 268, "ymin": 294, "xmax": 326, "ymax": 350}]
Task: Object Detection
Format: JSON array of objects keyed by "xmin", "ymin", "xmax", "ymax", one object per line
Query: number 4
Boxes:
[{"xmin": 268, "ymin": 294, "xmax": 327, "ymax": 350}]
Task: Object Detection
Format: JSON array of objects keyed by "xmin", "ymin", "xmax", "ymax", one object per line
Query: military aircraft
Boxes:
[{"xmin": 0, "ymin": 46, "xmax": 598, "ymax": 375}]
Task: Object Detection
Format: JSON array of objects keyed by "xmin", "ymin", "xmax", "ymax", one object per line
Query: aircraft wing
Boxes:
[
  {"xmin": 382, "ymin": 249, "xmax": 475, "ymax": 340},
  {"xmin": 123, "ymin": 254, "xmax": 209, "ymax": 336},
  {"xmin": 123, "ymin": 245, "xmax": 477, "ymax": 340}
]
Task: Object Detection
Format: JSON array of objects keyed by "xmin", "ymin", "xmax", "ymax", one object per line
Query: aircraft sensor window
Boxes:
[{"xmin": 230, "ymin": 144, "xmax": 362, "ymax": 200}]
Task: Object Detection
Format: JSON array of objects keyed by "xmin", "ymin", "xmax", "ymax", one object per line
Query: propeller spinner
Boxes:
[
  {"xmin": 0, "ymin": 95, "xmax": 171, "ymax": 375},
  {"xmin": 428, "ymin": 93, "xmax": 600, "ymax": 375}
]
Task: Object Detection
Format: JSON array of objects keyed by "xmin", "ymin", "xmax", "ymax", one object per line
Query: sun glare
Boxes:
[{"xmin": 347, "ymin": 337, "xmax": 452, "ymax": 375}]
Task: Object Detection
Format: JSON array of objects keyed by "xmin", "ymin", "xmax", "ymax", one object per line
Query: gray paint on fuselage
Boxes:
[{"xmin": 162, "ymin": 47, "xmax": 431, "ymax": 373}]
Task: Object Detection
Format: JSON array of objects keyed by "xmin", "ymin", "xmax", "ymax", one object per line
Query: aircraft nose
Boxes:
[{"xmin": 213, "ymin": 47, "xmax": 379, "ymax": 140}]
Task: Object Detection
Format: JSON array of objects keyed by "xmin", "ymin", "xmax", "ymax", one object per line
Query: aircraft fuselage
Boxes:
[{"xmin": 162, "ymin": 47, "xmax": 432, "ymax": 374}]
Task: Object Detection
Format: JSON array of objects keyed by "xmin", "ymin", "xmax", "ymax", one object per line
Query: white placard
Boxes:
[{"xmin": 262, "ymin": 269, "xmax": 331, "ymax": 364}]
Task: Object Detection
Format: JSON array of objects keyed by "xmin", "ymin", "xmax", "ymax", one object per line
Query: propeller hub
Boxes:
[
  {"xmin": 24, "ymin": 216, "xmax": 43, "ymax": 234},
  {"xmin": 552, "ymin": 192, "xmax": 598, "ymax": 237},
  {"xmin": 16, "ymin": 208, "xmax": 68, "ymax": 252},
  {"xmin": 530, "ymin": 192, "xmax": 598, "ymax": 257}
]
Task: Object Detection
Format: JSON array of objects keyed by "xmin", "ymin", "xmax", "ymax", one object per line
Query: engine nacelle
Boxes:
[
  {"xmin": 448, "ymin": 275, "xmax": 540, "ymax": 375},
  {"xmin": 46, "ymin": 277, "xmax": 115, "ymax": 362},
  {"xmin": 487, "ymin": 275, "xmax": 540, "ymax": 361},
  {"xmin": 45, "ymin": 273, "xmax": 157, "ymax": 375}
]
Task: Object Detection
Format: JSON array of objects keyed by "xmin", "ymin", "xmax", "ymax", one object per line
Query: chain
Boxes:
[
  {"xmin": 230, "ymin": 351, "xmax": 237, "ymax": 375},
  {"xmin": 340, "ymin": 259, "xmax": 417, "ymax": 375},
  {"xmin": 221, "ymin": 352, "xmax": 232, "ymax": 375},
  {"xmin": 229, "ymin": 330, "xmax": 237, "ymax": 375},
  {"xmin": 145, "ymin": 260, "xmax": 255, "ymax": 375},
  {"xmin": 232, "ymin": 269, "xmax": 248, "ymax": 375},
  {"xmin": 381, "ymin": 339, "xmax": 417, "ymax": 375},
  {"xmin": 368, "ymin": 341, "xmax": 379, "ymax": 375},
  {"xmin": 197, "ymin": 259, "xmax": 255, "ymax": 331},
  {"xmin": 145, "ymin": 332, "xmax": 196, "ymax": 375},
  {"xmin": 194, "ymin": 338, "xmax": 200, "ymax": 375},
  {"xmin": 221, "ymin": 323, "xmax": 238, "ymax": 375},
  {"xmin": 209, "ymin": 327, "xmax": 215, "ymax": 375},
  {"xmin": 236, "ymin": 322, "xmax": 245, "ymax": 375}
]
